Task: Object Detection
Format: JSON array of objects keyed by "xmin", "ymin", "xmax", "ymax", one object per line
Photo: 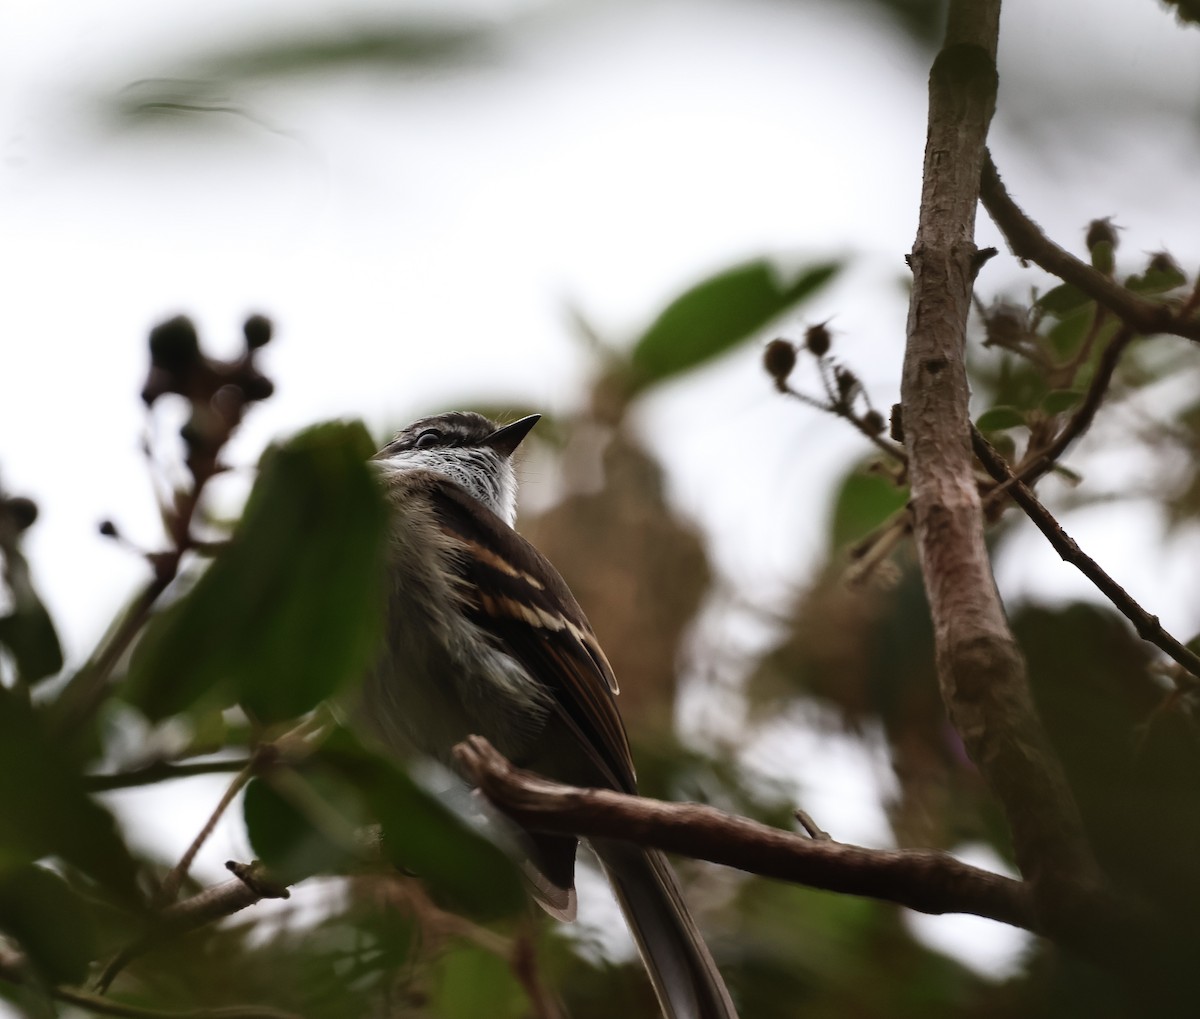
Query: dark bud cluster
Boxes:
[
  {"xmin": 242, "ymin": 314, "xmax": 273, "ymax": 350},
  {"xmin": 862, "ymin": 409, "xmax": 886, "ymax": 437},
  {"xmin": 1147, "ymin": 251, "xmax": 1183, "ymax": 278},
  {"xmin": 1, "ymin": 493, "xmax": 39, "ymax": 534},
  {"xmin": 141, "ymin": 313, "xmax": 277, "ymax": 479},
  {"xmin": 981, "ymin": 301, "xmax": 1030, "ymax": 350},
  {"xmin": 834, "ymin": 364, "xmax": 860, "ymax": 407},
  {"xmin": 763, "ymin": 338, "xmax": 797, "ymax": 391},
  {"xmin": 804, "ymin": 322, "xmax": 832, "ymax": 357}
]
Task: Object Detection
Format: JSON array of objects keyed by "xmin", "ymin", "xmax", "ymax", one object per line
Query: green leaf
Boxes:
[
  {"xmin": 243, "ymin": 772, "xmax": 366, "ymax": 884},
  {"xmin": 319, "ymin": 729, "xmax": 526, "ymax": 917},
  {"xmin": 975, "ymin": 406, "xmax": 1026, "ymax": 432},
  {"xmin": 1036, "ymin": 283, "xmax": 1092, "ymax": 317},
  {"xmin": 430, "ymin": 944, "xmax": 526, "ymax": 1019},
  {"xmin": 0, "ymin": 687, "xmax": 140, "ymax": 897},
  {"xmin": 1044, "ymin": 308, "xmax": 1093, "ymax": 359},
  {"xmin": 629, "ymin": 259, "xmax": 841, "ymax": 391},
  {"xmin": 0, "ymin": 865, "xmax": 97, "ymax": 984},
  {"xmin": 828, "ymin": 463, "xmax": 909, "ymax": 551},
  {"xmin": 1042, "ymin": 389, "xmax": 1084, "ymax": 415},
  {"xmin": 1125, "ymin": 263, "xmax": 1187, "ymax": 296},
  {"xmin": 1050, "ymin": 463, "xmax": 1083, "ymax": 486},
  {"xmin": 126, "ymin": 421, "xmax": 390, "ymax": 723},
  {"xmin": 0, "ymin": 599, "xmax": 63, "ymax": 686}
]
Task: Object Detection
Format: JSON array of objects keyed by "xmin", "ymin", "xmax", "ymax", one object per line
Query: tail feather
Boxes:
[{"xmin": 592, "ymin": 839, "xmax": 738, "ymax": 1019}]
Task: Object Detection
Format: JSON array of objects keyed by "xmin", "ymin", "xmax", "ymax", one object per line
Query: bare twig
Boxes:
[
  {"xmin": 972, "ymin": 427, "xmax": 1200, "ymax": 680},
  {"xmin": 87, "ymin": 758, "xmax": 251, "ymax": 793},
  {"xmin": 95, "ymin": 865, "xmax": 292, "ymax": 994},
  {"xmin": 455, "ymin": 736, "xmax": 1036, "ymax": 931},
  {"xmin": 778, "ymin": 383, "xmax": 909, "ymax": 466},
  {"xmin": 980, "ymin": 153, "xmax": 1200, "ymax": 342},
  {"xmin": 511, "ymin": 928, "xmax": 564, "ymax": 1019},
  {"xmin": 158, "ymin": 755, "xmax": 264, "ymax": 906}
]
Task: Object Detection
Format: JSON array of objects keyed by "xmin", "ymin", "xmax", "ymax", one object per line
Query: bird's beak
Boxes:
[{"xmin": 485, "ymin": 414, "xmax": 541, "ymax": 457}]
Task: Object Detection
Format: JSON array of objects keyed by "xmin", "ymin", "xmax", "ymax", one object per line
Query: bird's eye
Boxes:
[{"xmin": 414, "ymin": 429, "xmax": 442, "ymax": 449}]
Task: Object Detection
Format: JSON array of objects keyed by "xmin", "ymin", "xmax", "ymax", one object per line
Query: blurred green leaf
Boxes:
[
  {"xmin": 975, "ymin": 406, "xmax": 1026, "ymax": 432},
  {"xmin": 196, "ymin": 24, "xmax": 492, "ymax": 79},
  {"xmin": 126, "ymin": 420, "xmax": 389, "ymax": 723},
  {"xmin": 249, "ymin": 728, "xmax": 526, "ymax": 915},
  {"xmin": 1045, "ymin": 309, "xmax": 1094, "ymax": 359},
  {"xmin": 0, "ymin": 598, "xmax": 62, "ymax": 686},
  {"xmin": 0, "ymin": 865, "xmax": 97, "ymax": 984},
  {"xmin": 1050, "ymin": 463, "xmax": 1083, "ymax": 486},
  {"xmin": 244, "ymin": 772, "xmax": 365, "ymax": 884},
  {"xmin": 629, "ymin": 260, "xmax": 840, "ymax": 392},
  {"xmin": 430, "ymin": 944, "xmax": 527, "ymax": 1019},
  {"xmin": 1036, "ymin": 283, "xmax": 1091, "ymax": 316},
  {"xmin": 0, "ymin": 687, "xmax": 140, "ymax": 897},
  {"xmin": 1125, "ymin": 263, "xmax": 1187, "ymax": 296},
  {"xmin": 828, "ymin": 463, "xmax": 909, "ymax": 551},
  {"xmin": 1042, "ymin": 389, "xmax": 1084, "ymax": 415}
]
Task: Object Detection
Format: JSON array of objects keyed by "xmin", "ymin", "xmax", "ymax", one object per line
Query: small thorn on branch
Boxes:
[{"xmin": 795, "ymin": 809, "xmax": 831, "ymax": 841}]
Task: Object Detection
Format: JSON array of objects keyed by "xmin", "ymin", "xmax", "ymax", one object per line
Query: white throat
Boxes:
[{"xmin": 379, "ymin": 446, "xmax": 518, "ymax": 525}]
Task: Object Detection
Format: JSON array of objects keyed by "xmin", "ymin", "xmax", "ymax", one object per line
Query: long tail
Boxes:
[{"xmin": 592, "ymin": 839, "xmax": 738, "ymax": 1019}]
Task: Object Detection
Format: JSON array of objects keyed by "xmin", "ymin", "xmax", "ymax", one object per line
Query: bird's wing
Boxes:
[{"xmin": 427, "ymin": 477, "xmax": 637, "ymax": 795}]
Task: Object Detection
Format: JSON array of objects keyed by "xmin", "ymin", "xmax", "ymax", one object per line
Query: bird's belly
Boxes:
[{"xmin": 362, "ymin": 606, "xmax": 549, "ymax": 769}]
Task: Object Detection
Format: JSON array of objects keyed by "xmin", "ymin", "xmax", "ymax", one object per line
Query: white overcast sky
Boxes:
[{"xmin": 3, "ymin": 0, "xmax": 1200, "ymax": 985}]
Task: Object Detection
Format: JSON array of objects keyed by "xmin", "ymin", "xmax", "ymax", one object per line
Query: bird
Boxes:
[{"xmin": 361, "ymin": 410, "xmax": 737, "ymax": 1019}]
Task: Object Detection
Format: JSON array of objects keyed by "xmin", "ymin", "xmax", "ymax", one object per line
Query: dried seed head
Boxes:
[
  {"xmin": 6, "ymin": 496, "xmax": 38, "ymax": 531},
  {"xmin": 148, "ymin": 315, "xmax": 201, "ymax": 372},
  {"xmin": 763, "ymin": 338, "xmax": 797, "ymax": 389},
  {"xmin": 804, "ymin": 322, "xmax": 832, "ymax": 357},
  {"xmin": 243, "ymin": 314, "xmax": 273, "ymax": 350}
]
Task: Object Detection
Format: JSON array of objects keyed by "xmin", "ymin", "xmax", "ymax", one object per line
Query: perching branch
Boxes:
[
  {"xmin": 980, "ymin": 153, "xmax": 1200, "ymax": 342},
  {"xmin": 972, "ymin": 427, "xmax": 1200, "ymax": 680},
  {"xmin": 455, "ymin": 736, "xmax": 1037, "ymax": 931},
  {"xmin": 95, "ymin": 863, "xmax": 292, "ymax": 995},
  {"xmin": 899, "ymin": 0, "xmax": 1106, "ymax": 923}
]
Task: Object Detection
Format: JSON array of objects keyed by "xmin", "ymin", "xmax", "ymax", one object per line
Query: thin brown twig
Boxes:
[
  {"xmin": 51, "ymin": 459, "xmax": 221, "ymax": 736},
  {"xmin": 980, "ymin": 152, "xmax": 1200, "ymax": 342},
  {"xmin": 511, "ymin": 927, "xmax": 564, "ymax": 1019},
  {"xmin": 972, "ymin": 426, "xmax": 1200, "ymax": 680},
  {"xmin": 455, "ymin": 736, "xmax": 1037, "ymax": 931},
  {"xmin": 778, "ymin": 383, "xmax": 909, "ymax": 466},
  {"xmin": 95, "ymin": 866, "xmax": 292, "ymax": 995},
  {"xmin": 157, "ymin": 753, "xmax": 265, "ymax": 906},
  {"xmin": 87, "ymin": 758, "xmax": 251, "ymax": 793}
]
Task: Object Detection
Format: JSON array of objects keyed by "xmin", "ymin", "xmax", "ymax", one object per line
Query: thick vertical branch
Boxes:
[{"xmin": 900, "ymin": 1, "xmax": 1103, "ymax": 920}]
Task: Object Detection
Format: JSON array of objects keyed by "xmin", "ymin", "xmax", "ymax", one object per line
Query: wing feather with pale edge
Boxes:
[{"xmin": 426, "ymin": 477, "xmax": 637, "ymax": 796}]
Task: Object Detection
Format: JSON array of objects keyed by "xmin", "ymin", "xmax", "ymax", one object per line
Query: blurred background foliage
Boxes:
[{"xmin": 3, "ymin": 0, "xmax": 1200, "ymax": 1017}]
